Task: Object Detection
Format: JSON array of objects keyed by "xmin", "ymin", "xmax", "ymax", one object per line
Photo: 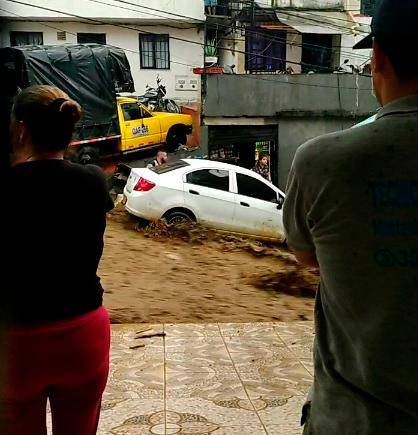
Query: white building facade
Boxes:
[{"xmin": 0, "ymin": 0, "xmax": 206, "ymax": 103}]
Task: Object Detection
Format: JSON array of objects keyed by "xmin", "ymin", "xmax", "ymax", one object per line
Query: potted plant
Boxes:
[{"xmin": 205, "ymin": 38, "xmax": 218, "ymax": 65}]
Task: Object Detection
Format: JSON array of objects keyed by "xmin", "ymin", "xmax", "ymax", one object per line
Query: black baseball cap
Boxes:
[{"xmin": 353, "ymin": 0, "xmax": 418, "ymax": 50}]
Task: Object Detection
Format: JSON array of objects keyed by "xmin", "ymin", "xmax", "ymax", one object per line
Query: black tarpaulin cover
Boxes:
[{"xmin": 0, "ymin": 44, "xmax": 135, "ymax": 139}]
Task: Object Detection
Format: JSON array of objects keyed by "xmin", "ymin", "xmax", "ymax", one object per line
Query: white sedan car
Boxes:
[{"xmin": 124, "ymin": 159, "xmax": 285, "ymax": 239}]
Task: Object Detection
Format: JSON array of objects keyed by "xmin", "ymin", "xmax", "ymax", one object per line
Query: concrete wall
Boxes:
[
  {"xmin": 0, "ymin": 21, "xmax": 204, "ymax": 103},
  {"xmin": 0, "ymin": 0, "xmax": 205, "ymax": 22},
  {"xmin": 203, "ymin": 73, "xmax": 378, "ymax": 189},
  {"xmin": 204, "ymin": 73, "xmax": 378, "ymax": 117},
  {"xmin": 277, "ymin": 117, "xmax": 356, "ymax": 188}
]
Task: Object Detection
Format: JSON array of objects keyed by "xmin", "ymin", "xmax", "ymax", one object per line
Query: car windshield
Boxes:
[{"xmin": 150, "ymin": 159, "xmax": 190, "ymax": 174}]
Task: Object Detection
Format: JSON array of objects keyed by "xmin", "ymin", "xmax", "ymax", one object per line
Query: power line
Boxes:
[
  {"xmin": 101, "ymin": 0, "xmax": 371, "ymax": 61},
  {"xmin": 0, "ymin": 5, "xmax": 201, "ymax": 69},
  {"xmin": 8, "ymin": 0, "xmax": 371, "ymax": 74},
  {"xmin": 85, "ymin": 0, "xmax": 198, "ymax": 29},
  {"xmin": 2, "ymin": 0, "xmax": 372, "ymax": 89},
  {"xmin": 100, "ymin": 0, "xmax": 205, "ymax": 23},
  {"xmin": 92, "ymin": 0, "xmax": 370, "ymax": 62}
]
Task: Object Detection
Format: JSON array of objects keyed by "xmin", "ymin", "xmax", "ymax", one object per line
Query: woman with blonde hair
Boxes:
[{"xmin": 1, "ymin": 85, "xmax": 113, "ymax": 434}]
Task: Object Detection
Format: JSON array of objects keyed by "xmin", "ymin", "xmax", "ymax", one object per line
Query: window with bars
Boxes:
[
  {"xmin": 245, "ymin": 28, "xmax": 286, "ymax": 73},
  {"xmin": 139, "ymin": 34, "xmax": 170, "ymax": 69},
  {"xmin": 77, "ymin": 33, "xmax": 107, "ymax": 44},
  {"xmin": 10, "ymin": 31, "xmax": 43, "ymax": 46}
]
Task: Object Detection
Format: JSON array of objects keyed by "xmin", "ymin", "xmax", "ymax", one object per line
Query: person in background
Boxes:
[
  {"xmin": 1, "ymin": 85, "xmax": 114, "ymax": 434},
  {"xmin": 205, "ymin": 0, "xmax": 217, "ymax": 15},
  {"xmin": 252, "ymin": 152, "xmax": 271, "ymax": 182},
  {"xmin": 283, "ymin": 0, "xmax": 418, "ymax": 433},
  {"xmin": 147, "ymin": 149, "xmax": 168, "ymax": 169}
]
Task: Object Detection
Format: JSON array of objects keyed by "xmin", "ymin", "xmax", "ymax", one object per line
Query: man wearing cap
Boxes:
[{"xmin": 283, "ymin": 0, "xmax": 418, "ymax": 433}]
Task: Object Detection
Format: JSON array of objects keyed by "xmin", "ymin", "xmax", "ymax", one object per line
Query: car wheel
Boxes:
[
  {"xmin": 134, "ymin": 218, "xmax": 149, "ymax": 231},
  {"xmin": 165, "ymin": 210, "xmax": 193, "ymax": 225}
]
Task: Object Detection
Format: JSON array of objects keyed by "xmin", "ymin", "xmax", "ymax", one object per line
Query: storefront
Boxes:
[{"xmin": 207, "ymin": 125, "xmax": 279, "ymax": 185}]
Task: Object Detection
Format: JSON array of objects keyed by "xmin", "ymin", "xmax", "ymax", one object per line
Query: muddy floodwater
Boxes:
[{"xmin": 100, "ymin": 206, "xmax": 318, "ymax": 324}]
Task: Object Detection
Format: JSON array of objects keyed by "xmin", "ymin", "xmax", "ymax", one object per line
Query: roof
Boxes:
[{"xmin": 275, "ymin": 11, "xmax": 359, "ymax": 35}]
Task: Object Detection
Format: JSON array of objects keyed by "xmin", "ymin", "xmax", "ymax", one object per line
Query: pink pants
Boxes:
[{"xmin": 0, "ymin": 307, "xmax": 110, "ymax": 435}]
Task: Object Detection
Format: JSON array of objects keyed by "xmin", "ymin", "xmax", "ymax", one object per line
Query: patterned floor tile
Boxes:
[
  {"xmin": 165, "ymin": 336, "xmax": 227, "ymax": 354},
  {"xmin": 107, "ymin": 328, "xmax": 165, "ymax": 400},
  {"xmin": 110, "ymin": 326, "xmax": 165, "ymax": 360},
  {"xmin": 94, "ymin": 323, "xmax": 315, "ymax": 434},
  {"xmin": 166, "ymin": 353, "xmax": 236, "ymax": 374},
  {"xmin": 240, "ymin": 358, "xmax": 312, "ymax": 398},
  {"xmin": 165, "ymin": 323, "xmax": 221, "ymax": 337},
  {"xmin": 258, "ymin": 395, "xmax": 306, "ymax": 434},
  {"xmin": 223, "ymin": 337, "xmax": 287, "ymax": 356},
  {"xmin": 166, "ymin": 369, "xmax": 248, "ymax": 400},
  {"xmin": 214, "ymin": 423, "xmax": 268, "ymax": 434},
  {"xmin": 98, "ymin": 398, "xmax": 164, "ymax": 434},
  {"xmin": 219, "ymin": 322, "xmax": 275, "ymax": 337},
  {"xmin": 226, "ymin": 340, "xmax": 291, "ymax": 364},
  {"xmin": 274, "ymin": 322, "xmax": 314, "ymax": 348},
  {"xmin": 166, "ymin": 397, "xmax": 262, "ymax": 427},
  {"xmin": 266, "ymin": 424, "xmax": 303, "ymax": 435},
  {"xmin": 299, "ymin": 358, "xmax": 314, "ymax": 376}
]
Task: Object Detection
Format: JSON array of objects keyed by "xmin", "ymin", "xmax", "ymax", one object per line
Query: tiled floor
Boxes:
[{"xmin": 96, "ymin": 322, "xmax": 314, "ymax": 435}]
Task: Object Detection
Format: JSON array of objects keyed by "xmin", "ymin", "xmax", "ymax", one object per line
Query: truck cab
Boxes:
[{"xmin": 117, "ymin": 97, "xmax": 193, "ymax": 153}]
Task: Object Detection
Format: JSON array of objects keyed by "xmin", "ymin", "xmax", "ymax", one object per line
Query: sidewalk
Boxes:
[{"xmin": 97, "ymin": 321, "xmax": 314, "ymax": 435}]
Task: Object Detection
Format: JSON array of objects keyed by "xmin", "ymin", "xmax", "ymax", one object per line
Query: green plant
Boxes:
[{"xmin": 205, "ymin": 38, "xmax": 218, "ymax": 57}]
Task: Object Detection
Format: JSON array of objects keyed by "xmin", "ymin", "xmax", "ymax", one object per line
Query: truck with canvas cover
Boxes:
[{"xmin": 0, "ymin": 44, "xmax": 193, "ymax": 164}]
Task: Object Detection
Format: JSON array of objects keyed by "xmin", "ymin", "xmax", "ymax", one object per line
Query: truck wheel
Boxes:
[
  {"xmin": 166, "ymin": 128, "xmax": 187, "ymax": 152},
  {"xmin": 77, "ymin": 146, "xmax": 100, "ymax": 166}
]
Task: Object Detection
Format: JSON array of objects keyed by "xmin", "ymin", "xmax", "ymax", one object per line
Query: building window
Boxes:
[
  {"xmin": 361, "ymin": 0, "xmax": 378, "ymax": 16},
  {"xmin": 77, "ymin": 33, "xmax": 107, "ymax": 44},
  {"xmin": 139, "ymin": 34, "xmax": 170, "ymax": 69},
  {"xmin": 301, "ymin": 34, "xmax": 338, "ymax": 73},
  {"xmin": 10, "ymin": 31, "xmax": 43, "ymax": 46},
  {"xmin": 245, "ymin": 28, "xmax": 286, "ymax": 73}
]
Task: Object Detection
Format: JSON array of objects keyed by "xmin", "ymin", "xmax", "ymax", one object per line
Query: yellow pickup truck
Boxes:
[
  {"xmin": 116, "ymin": 97, "xmax": 193, "ymax": 153},
  {"xmin": 71, "ymin": 97, "xmax": 193, "ymax": 164},
  {"xmin": 1, "ymin": 43, "xmax": 193, "ymax": 164}
]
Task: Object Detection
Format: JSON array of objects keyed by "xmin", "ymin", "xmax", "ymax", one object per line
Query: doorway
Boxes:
[{"xmin": 208, "ymin": 125, "xmax": 279, "ymax": 186}]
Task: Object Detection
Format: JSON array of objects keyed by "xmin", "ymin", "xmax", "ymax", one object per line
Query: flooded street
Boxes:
[{"xmin": 101, "ymin": 206, "xmax": 317, "ymax": 324}]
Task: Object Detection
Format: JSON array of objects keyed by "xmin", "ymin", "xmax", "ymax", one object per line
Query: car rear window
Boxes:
[{"xmin": 150, "ymin": 160, "xmax": 190, "ymax": 174}]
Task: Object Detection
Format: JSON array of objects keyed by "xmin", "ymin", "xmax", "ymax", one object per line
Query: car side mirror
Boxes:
[{"xmin": 276, "ymin": 196, "xmax": 284, "ymax": 210}]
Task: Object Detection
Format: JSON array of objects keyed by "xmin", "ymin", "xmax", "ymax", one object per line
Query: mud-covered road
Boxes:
[{"xmin": 100, "ymin": 206, "xmax": 318, "ymax": 324}]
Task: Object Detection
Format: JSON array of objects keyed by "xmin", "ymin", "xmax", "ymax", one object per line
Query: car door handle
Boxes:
[
  {"xmin": 189, "ymin": 189, "xmax": 200, "ymax": 195},
  {"xmin": 240, "ymin": 201, "xmax": 250, "ymax": 207}
]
